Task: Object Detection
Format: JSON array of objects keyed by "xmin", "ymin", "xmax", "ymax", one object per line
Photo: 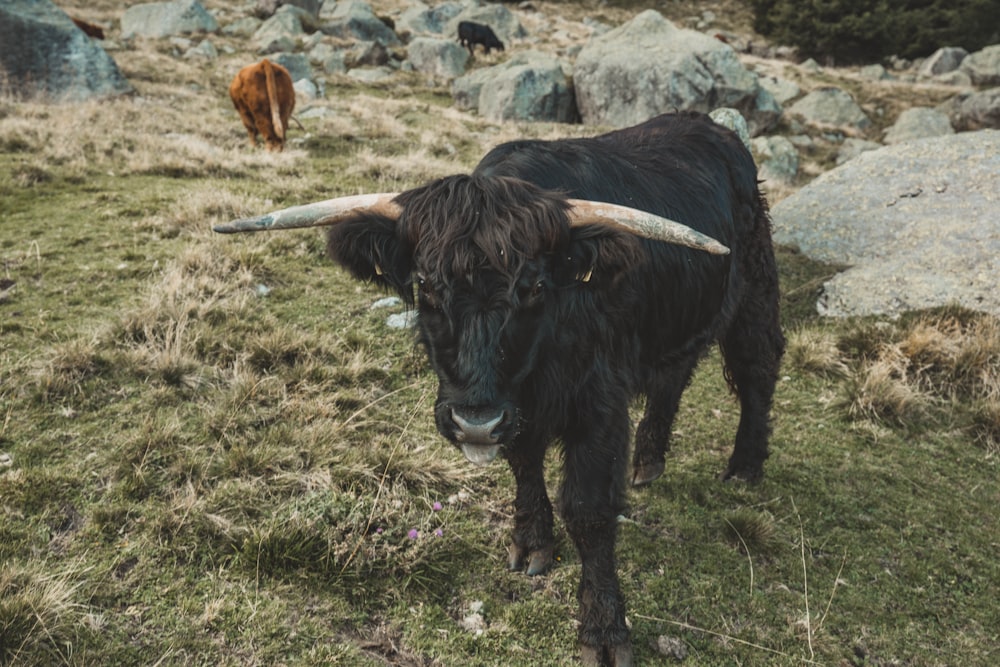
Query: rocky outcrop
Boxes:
[
  {"xmin": 787, "ymin": 87, "xmax": 870, "ymax": 130},
  {"xmin": 453, "ymin": 51, "xmax": 576, "ymax": 123},
  {"xmin": 121, "ymin": 0, "xmax": 219, "ymax": 39},
  {"xmin": 0, "ymin": 0, "xmax": 134, "ymax": 102},
  {"xmin": 938, "ymin": 88, "xmax": 1000, "ymax": 131},
  {"xmin": 960, "ymin": 45, "xmax": 1000, "ymax": 86},
  {"xmin": 320, "ymin": 0, "xmax": 400, "ymax": 46},
  {"xmin": 918, "ymin": 47, "xmax": 968, "ymax": 77},
  {"xmin": 573, "ymin": 11, "xmax": 780, "ymax": 135},
  {"xmin": 408, "ymin": 37, "xmax": 469, "ymax": 81},
  {"xmin": 882, "ymin": 107, "xmax": 954, "ymax": 144},
  {"xmin": 771, "ymin": 131, "xmax": 1000, "ymax": 318}
]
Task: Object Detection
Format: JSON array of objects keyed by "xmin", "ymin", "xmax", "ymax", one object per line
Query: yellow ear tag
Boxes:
[
  {"xmin": 374, "ymin": 263, "xmax": 383, "ymax": 276},
  {"xmin": 577, "ymin": 267, "xmax": 593, "ymax": 283}
]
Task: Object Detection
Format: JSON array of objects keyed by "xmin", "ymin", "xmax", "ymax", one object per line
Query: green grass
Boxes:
[{"xmin": 2, "ymin": 3, "xmax": 999, "ymax": 665}]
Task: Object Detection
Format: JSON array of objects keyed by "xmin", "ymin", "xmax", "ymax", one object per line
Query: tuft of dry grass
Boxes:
[
  {"xmin": 112, "ymin": 241, "xmax": 265, "ymax": 390},
  {"xmin": 0, "ymin": 562, "xmax": 87, "ymax": 665},
  {"xmin": 835, "ymin": 310, "xmax": 1000, "ymax": 430},
  {"xmin": 30, "ymin": 337, "xmax": 108, "ymax": 403},
  {"xmin": 786, "ymin": 328, "xmax": 849, "ymax": 378},
  {"xmin": 840, "ymin": 352, "xmax": 930, "ymax": 426},
  {"xmin": 970, "ymin": 374, "xmax": 1000, "ymax": 454},
  {"xmin": 723, "ymin": 508, "xmax": 781, "ymax": 557}
]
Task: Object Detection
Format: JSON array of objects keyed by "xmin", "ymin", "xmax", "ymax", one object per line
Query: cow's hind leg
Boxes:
[
  {"xmin": 631, "ymin": 354, "xmax": 700, "ymax": 486},
  {"xmin": 505, "ymin": 437, "xmax": 554, "ymax": 575},
  {"xmin": 719, "ymin": 290, "xmax": 784, "ymax": 482},
  {"xmin": 234, "ymin": 102, "xmax": 258, "ymax": 149}
]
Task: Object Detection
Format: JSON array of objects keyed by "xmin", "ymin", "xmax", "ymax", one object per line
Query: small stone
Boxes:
[{"xmin": 654, "ymin": 635, "xmax": 688, "ymax": 660}]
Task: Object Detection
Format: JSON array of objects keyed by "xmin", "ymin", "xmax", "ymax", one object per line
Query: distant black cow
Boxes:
[
  {"xmin": 215, "ymin": 111, "xmax": 785, "ymax": 666},
  {"xmin": 457, "ymin": 20, "xmax": 505, "ymax": 56}
]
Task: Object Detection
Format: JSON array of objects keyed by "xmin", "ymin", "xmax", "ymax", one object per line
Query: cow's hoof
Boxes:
[
  {"xmin": 507, "ymin": 542, "xmax": 553, "ymax": 576},
  {"xmin": 581, "ymin": 642, "xmax": 634, "ymax": 667},
  {"xmin": 720, "ymin": 462, "xmax": 764, "ymax": 483},
  {"xmin": 631, "ymin": 460, "xmax": 664, "ymax": 487}
]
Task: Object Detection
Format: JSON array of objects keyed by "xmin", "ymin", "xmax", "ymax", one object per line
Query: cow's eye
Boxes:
[
  {"xmin": 416, "ymin": 274, "xmax": 438, "ymax": 305},
  {"xmin": 521, "ymin": 280, "xmax": 545, "ymax": 303}
]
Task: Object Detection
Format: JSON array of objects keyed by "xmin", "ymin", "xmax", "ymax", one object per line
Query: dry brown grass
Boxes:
[
  {"xmin": 0, "ymin": 562, "xmax": 88, "ymax": 665},
  {"xmin": 836, "ymin": 311, "xmax": 1000, "ymax": 430},
  {"xmin": 786, "ymin": 328, "xmax": 849, "ymax": 378},
  {"xmin": 841, "ymin": 353, "xmax": 930, "ymax": 425}
]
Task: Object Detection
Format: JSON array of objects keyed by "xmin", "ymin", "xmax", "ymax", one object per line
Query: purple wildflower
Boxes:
[
  {"xmin": 432, "ymin": 502, "xmax": 443, "ymax": 511},
  {"xmin": 407, "ymin": 529, "xmax": 419, "ymax": 540},
  {"xmin": 434, "ymin": 528, "xmax": 443, "ymax": 537}
]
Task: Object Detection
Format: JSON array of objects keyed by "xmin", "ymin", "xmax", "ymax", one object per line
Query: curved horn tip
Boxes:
[{"xmin": 212, "ymin": 216, "xmax": 275, "ymax": 234}]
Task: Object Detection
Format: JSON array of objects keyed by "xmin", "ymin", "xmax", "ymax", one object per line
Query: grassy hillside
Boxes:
[{"xmin": 2, "ymin": 2, "xmax": 998, "ymax": 665}]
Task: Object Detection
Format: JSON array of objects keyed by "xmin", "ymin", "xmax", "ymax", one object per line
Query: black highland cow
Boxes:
[
  {"xmin": 215, "ymin": 111, "xmax": 786, "ymax": 666},
  {"xmin": 457, "ymin": 20, "xmax": 505, "ymax": 55}
]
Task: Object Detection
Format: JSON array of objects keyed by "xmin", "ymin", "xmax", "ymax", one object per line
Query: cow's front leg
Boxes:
[
  {"xmin": 562, "ymin": 408, "xmax": 632, "ymax": 666},
  {"xmin": 504, "ymin": 438, "xmax": 554, "ymax": 575}
]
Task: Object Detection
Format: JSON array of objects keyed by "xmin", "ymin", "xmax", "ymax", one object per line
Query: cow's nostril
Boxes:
[{"xmin": 451, "ymin": 408, "xmax": 505, "ymax": 444}]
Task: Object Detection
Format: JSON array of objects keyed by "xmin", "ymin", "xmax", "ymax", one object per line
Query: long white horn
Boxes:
[
  {"xmin": 213, "ymin": 193, "xmax": 401, "ymax": 234},
  {"xmin": 566, "ymin": 199, "xmax": 730, "ymax": 255}
]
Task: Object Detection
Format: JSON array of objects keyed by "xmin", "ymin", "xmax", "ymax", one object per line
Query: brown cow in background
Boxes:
[{"xmin": 229, "ymin": 59, "xmax": 295, "ymax": 152}]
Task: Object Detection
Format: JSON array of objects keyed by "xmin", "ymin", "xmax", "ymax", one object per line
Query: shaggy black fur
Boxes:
[
  {"xmin": 457, "ymin": 20, "xmax": 505, "ymax": 56},
  {"xmin": 325, "ymin": 111, "xmax": 785, "ymax": 666}
]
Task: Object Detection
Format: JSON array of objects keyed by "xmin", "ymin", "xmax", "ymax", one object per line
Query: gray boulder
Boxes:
[
  {"xmin": 709, "ymin": 108, "xmax": 750, "ymax": 151},
  {"xmin": 0, "ymin": 0, "xmax": 134, "ymax": 102},
  {"xmin": 859, "ymin": 64, "xmax": 893, "ymax": 81},
  {"xmin": 252, "ymin": 6, "xmax": 307, "ymax": 50},
  {"xmin": 771, "ymin": 131, "xmax": 1000, "ymax": 318},
  {"xmin": 255, "ymin": 0, "xmax": 322, "ymax": 20},
  {"xmin": 573, "ymin": 11, "xmax": 780, "ymax": 135},
  {"xmin": 293, "ymin": 77, "xmax": 320, "ymax": 102},
  {"xmin": 918, "ymin": 47, "xmax": 969, "ymax": 77},
  {"xmin": 453, "ymin": 51, "xmax": 577, "ymax": 123},
  {"xmin": 398, "ymin": 2, "xmax": 464, "ymax": 37},
  {"xmin": 346, "ymin": 41, "xmax": 391, "ymax": 68},
  {"xmin": 835, "ymin": 138, "xmax": 881, "ymax": 165},
  {"xmin": 222, "ymin": 16, "xmax": 263, "ymax": 38},
  {"xmin": 938, "ymin": 87, "xmax": 1000, "ymax": 131},
  {"xmin": 882, "ymin": 107, "xmax": 953, "ymax": 144},
  {"xmin": 270, "ymin": 52, "xmax": 313, "ymax": 82},
  {"xmin": 121, "ymin": 0, "xmax": 218, "ymax": 39},
  {"xmin": 408, "ymin": 37, "xmax": 469, "ymax": 80},
  {"xmin": 959, "ymin": 45, "xmax": 1000, "ymax": 86},
  {"xmin": 309, "ymin": 42, "xmax": 348, "ymax": 74},
  {"xmin": 757, "ymin": 74, "xmax": 801, "ymax": 105},
  {"xmin": 183, "ymin": 39, "xmax": 218, "ymax": 60},
  {"xmin": 751, "ymin": 135, "xmax": 798, "ymax": 184},
  {"xmin": 321, "ymin": 0, "xmax": 400, "ymax": 46},
  {"xmin": 787, "ymin": 87, "xmax": 870, "ymax": 130},
  {"xmin": 274, "ymin": 3, "xmax": 321, "ymax": 32}
]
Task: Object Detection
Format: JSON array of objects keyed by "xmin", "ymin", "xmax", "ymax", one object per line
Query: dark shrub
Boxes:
[{"xmin": 749, "ymin": 0, "xmax": 1000, "ymax": 65}]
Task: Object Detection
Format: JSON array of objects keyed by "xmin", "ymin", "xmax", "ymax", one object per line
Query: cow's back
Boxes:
[
  {"xmin": 474, "ymin": 112, "xmax": 754, "ymax": 244},
  {"xmin": 474, "ymin": 111, "xmax": 761, "ymax": 367}
]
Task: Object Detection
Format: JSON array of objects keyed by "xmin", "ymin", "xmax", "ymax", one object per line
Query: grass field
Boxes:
[{"xmin": 2, "ymin": 3, "xmax": 999, "ymax": 665}]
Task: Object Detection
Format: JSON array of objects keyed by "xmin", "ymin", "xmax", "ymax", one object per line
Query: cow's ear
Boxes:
[
  {"xmin": 326, "ymin": 213, "xmax": 413, "ymax": 303},
  {"xmin": 563, "ymin": 224, "xmax": 643, "ymax": 287}
]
